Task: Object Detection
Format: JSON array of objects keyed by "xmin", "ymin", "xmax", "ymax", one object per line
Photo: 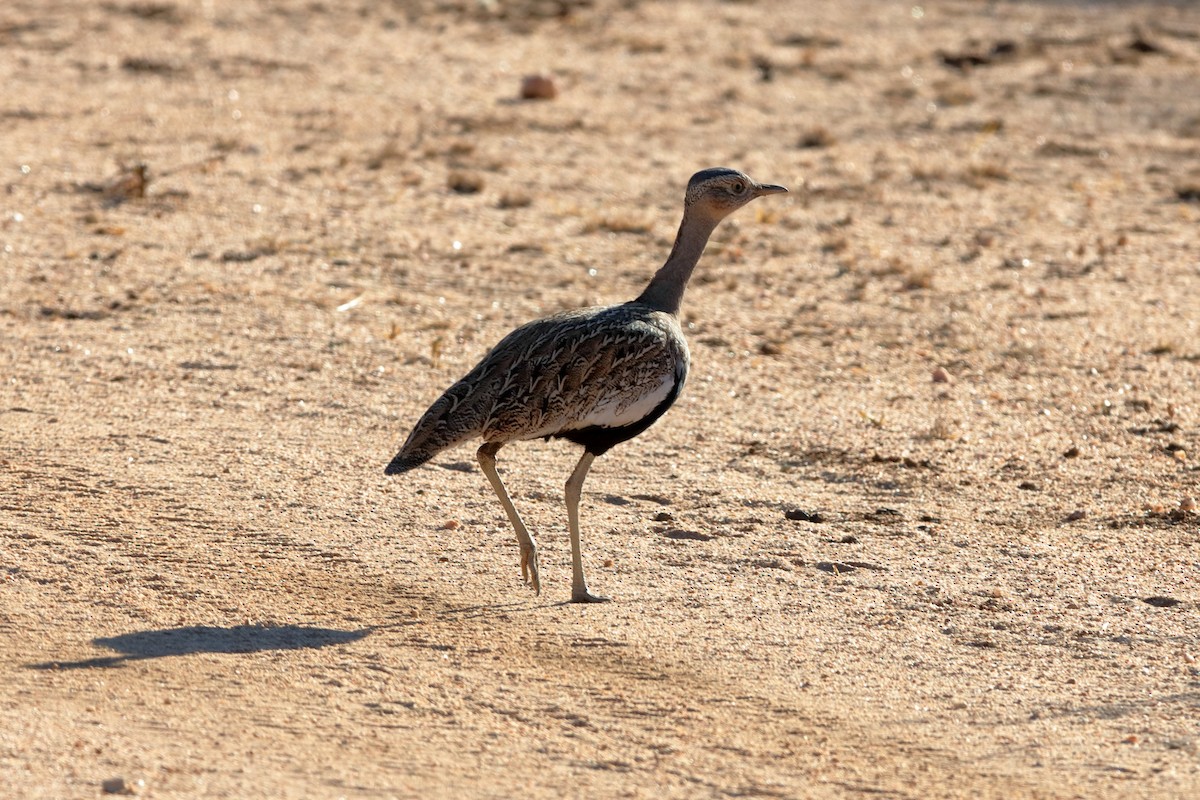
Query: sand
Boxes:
[{"xmin": 2, "ymin": 0, "xmax": 1199, "ymax": 797}]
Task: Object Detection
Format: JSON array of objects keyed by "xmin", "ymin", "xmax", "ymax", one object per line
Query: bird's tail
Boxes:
[
  {"xmin": 383, "ymin": 450, "xmax": 433, "ymax": 475},
  {"xmin": 384, "ymin": 369, "xmax": 489, "ymax": 476}
]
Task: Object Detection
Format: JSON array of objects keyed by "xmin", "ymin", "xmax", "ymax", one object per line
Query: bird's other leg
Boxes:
[
  {"xmin": 565, "ymin": 451, "xmax": 609, "ymax": 603},
  {"xmin": 477, "ymin": 442, "xmax": 540, "ymax": 595}
]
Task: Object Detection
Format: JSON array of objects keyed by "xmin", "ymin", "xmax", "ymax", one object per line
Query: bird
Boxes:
[{"xmin": 385, "ymin": 167, "xmax": 787, "ymax": 602}]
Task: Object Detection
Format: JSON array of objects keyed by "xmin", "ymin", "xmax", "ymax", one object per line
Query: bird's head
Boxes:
[{"xmin": 683, "ymin": 167, "xmax": 788, "ymax": 222}]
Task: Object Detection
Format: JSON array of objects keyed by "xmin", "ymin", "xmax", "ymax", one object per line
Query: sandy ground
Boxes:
[{"xmin": 2, "ymin": 0, "xmax": 1200, "ymax": 797}]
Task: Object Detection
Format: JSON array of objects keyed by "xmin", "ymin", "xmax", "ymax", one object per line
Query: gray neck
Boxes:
[{"xmin": 634, "ymin": 210, "xmax": 719, "ymax": 315}]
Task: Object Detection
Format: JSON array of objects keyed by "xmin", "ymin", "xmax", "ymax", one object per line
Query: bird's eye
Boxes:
[{"xmin": 731, "ymin": 181, "xmax": 746, "ymax": 194}]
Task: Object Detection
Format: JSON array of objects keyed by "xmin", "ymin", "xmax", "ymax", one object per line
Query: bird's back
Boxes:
[{"xmin": 385, "ymin": 302, "xmax": 688, "ymax": 473}]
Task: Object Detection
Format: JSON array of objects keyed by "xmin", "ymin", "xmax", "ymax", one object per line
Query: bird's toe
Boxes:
[{"xmin": 520, "ymin": 546, "xmax": 541, "ymax": 595}]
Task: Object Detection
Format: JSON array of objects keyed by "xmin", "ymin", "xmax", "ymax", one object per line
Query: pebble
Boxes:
[
  {"xmin": 519, "ymin": 74, "xmax": 557, "ymax": 100},
  {"xmin": 447, "ymin": 172, "xmax": 484, "ymax": 194},
  {"xmin": 443, "ymin": 519, "xmax": 460, "ymax": 530},
  {"xmin": 1181, "ymin": 496, "xmax": 1197, "ymax": 513},
  {"xmin": 931, "ymin": 366, "xmax": 951, "ymax": 383},
  {"xmin": 102, "ymin": 777, "xmax": 136, "ymax": 795},
  {"xmin": 1064, "ymin": 509, "xmax": 1086, "ymax": 522}
]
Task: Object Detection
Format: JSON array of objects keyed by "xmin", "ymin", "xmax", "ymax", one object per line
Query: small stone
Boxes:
[
  {"xmin": 447, "ymin": 172, "xmax": 484, "ymax": 194},
  {"xmin": 652, "ymin": 511, "xmax": 674, "ymax": 522},
  {"xmin": 602, "ymin": 558, "xmax": 614, "ymax": 568},
  {"xmin": 102, "ymin": 777, "xmax": 134, "ymax": 795},
  {"xmin": 785, "ymin": 509, "xmax": 825, "ymax": 523},
  {"xmin": 1181, "ymin": 496, "xmax": 1197, "ymax": 513},
  {"xmin": 442, "ymin": 519, "xmax": 460, "ymax": 530},
  {"xmin": 931, "ymin": 366, "xmax": 951, "ymax": 383},
  {"xmin": 1063, "ymin": 446, "xmax": 1079, "ymax": 458},
  {"xmin": 1064, "ymin": 509, "xmax": 1086, "ymax": 522},
  {"xmin": 519, "ymin": 74, "xmax": 557, "ymax": 100}
]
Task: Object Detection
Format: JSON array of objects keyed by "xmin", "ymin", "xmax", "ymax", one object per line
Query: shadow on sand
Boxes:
[{"xmin": 27, "ymin": 624, "xmax": 373, "ymax": 670}]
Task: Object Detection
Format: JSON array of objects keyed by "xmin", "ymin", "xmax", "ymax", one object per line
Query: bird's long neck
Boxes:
[{"xmin": 634, "ymin": 209, "xmax": 719, "ymax": 316}]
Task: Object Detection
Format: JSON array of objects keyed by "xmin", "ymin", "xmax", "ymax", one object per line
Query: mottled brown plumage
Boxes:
[{"xmin": 385, "ymin": 168, "xmax": 786, "ymax": 602}]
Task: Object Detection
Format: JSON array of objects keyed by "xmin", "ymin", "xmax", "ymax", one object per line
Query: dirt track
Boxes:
[{"xmin": 2, "ymin": 1, "xmax": 1199, "ymax": 797}]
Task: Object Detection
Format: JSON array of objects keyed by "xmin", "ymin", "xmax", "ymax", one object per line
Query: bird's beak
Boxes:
[{"xmin": 755, "ymin": 183, "xmax": 788, "ymax": 196}]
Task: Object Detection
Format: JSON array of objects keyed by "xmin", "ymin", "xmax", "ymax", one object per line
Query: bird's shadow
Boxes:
[
  {"xmin": 27, "ymin": 595, "xmax": 574, "ymax": 671},
  {"xmin": 27, "ymin": 624, "xmax": 373, "ymax": 670}
]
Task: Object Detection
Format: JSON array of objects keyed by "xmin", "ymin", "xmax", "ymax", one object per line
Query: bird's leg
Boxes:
[
  {"xmin": 477, "ymin": 443, "xmax": 540, "ymax": 595},
  {"xmin": 564, "ymin": 451, "xmax": 609, "ymax": 603}
]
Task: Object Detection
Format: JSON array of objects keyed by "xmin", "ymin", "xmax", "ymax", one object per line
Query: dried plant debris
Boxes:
[
  {"xmin": 939, "ymin": 40, "xmax": 1018, "ymax": 70},
  {"xmin": 78, "ymin": 163, "xmax": 149, "ymax": 207},
  {"xmin": 1126, "ymin": 34, "xmax": 1168, "ymax": 55},
  {"xmin": 106, "ymin": 2, "xmax": 186, "ymax": 23},
  {"xmin": 662, "ymin": 529, "xmax": 713, "ymax": 541},
  {"xmin": 1175, "ymin": 183, "xmax": 1200, "ymax": 203},
  {"xmin": 815, "ymin": 560, "xmax": 886, "ymax": 574},
  {"xmin": 121, "ymin": 56, "xmax": 184, "ymax": 75},
  {"xmin": 797, "ymin": 126, "xmax": 836, "ymax": 149}
]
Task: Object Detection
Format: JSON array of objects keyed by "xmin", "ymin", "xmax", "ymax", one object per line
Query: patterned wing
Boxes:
[{"xmin": 391, "ymin": 304, "xmax": 688, "ymax": 468}]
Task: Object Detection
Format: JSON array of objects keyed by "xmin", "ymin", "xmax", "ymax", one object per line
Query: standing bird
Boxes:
[{"xmin": 385, "ymin": 168, "xmax": 787, "ymax": 602}]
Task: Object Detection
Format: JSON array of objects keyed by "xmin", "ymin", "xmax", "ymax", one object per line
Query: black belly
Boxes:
[{"xmin": 550, "ymin": 376, "xmax": 684, "ymax": 457}]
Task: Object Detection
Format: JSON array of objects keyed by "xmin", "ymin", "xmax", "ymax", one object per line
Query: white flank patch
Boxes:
[{"xmin": 575, "ymin": 373, "xmax": 675, "ymax": 430}]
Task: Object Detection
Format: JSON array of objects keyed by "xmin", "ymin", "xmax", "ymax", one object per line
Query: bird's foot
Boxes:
[
  {"xmin": 570, "ymin": 586, "xmax": 611, "ymax": 604},
  {"xmin": 520, "ymin": 543, "xmax": 541, "ymax": 595}
]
